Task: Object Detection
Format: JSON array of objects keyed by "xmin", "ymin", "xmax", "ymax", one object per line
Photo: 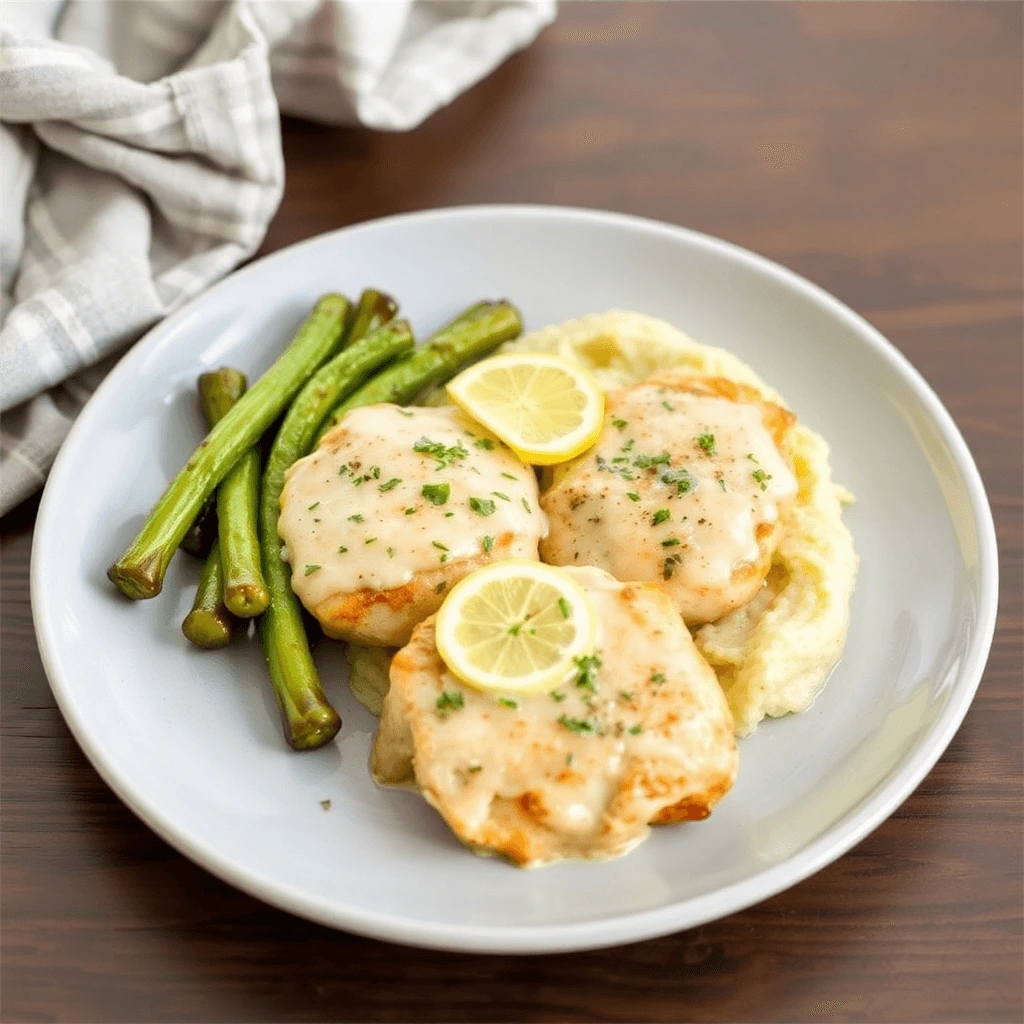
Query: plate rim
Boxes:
[{"xmin": 30, "ymin": 203, "xmax": 1000, "ymax": 954}]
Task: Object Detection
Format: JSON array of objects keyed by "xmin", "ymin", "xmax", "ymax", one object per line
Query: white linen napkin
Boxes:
[{"xmin": 0, "ymin": 0, "xmax": 555, "ymax": 514}]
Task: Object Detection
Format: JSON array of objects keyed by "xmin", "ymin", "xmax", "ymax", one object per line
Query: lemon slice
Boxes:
[
  {"xmin": 434, "ymin": 560, "xmax": 599, "ymax": 694},
  {"xmin": 447, "ymin": 353, "xmax": 604, "ymax": 465}
]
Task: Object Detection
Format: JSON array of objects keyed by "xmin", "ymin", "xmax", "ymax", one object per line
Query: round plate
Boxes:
[{"xmin": 31, "ymin": 206, "xmax": 998, "ymax": 953}]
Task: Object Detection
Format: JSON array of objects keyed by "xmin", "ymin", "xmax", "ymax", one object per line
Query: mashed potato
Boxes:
[
  {"xmin": 348, "ymin": 310, "xmax": 857, "ymax": 737},
  {"xmin": 504, "ymin": 311, "xmax": 858, "ymax": 735}
]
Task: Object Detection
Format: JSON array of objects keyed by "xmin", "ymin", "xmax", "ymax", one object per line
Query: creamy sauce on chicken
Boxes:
[
  {"xmin": 372, "ymin": 566, "xmax": 738, "ymax": 867},
  {"xmin": 540, "ymin": 379, "xmax": 797, "ymax": 623},
  {"xmin": 280, "ymin": 405, "xmax": 547, "ymax": 607}
]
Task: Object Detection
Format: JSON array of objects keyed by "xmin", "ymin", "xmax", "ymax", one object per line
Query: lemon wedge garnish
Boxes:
[
  {"xmin": 434, "ymin": 560, "xmax": 599, "ymax": 694},
  {"xmin": 447, "ymin": 353, "xmax": 604, "ymax": 465}
]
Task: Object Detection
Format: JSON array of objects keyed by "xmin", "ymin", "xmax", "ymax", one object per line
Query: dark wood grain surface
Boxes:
[{"xmin": 3, "ymin": 4, "xmax": 1021, "ymax": 1021}]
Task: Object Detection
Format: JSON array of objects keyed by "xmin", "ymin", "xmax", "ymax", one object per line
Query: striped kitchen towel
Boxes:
[{"xmin": 0, "ymin": 0, "xmax": 555, "ymax": 514}]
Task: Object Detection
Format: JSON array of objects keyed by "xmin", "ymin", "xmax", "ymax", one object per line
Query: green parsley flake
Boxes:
[
  {"xmin": 566, "ymin": 753, "xmax": 574, "ymax": 766},
  {"xmin": 551, "ymin": 690, "xmax": 567, "ymax": 703},
  {"xmin": 661, "ymin": 467, "xmax": 697, "ymax": 494},
  {"xmin": 469, "ymin": 496, "xmax": 496, "ymax": 516},
  {"xmin": 304, "ymin": 564, "xmax": 320, "ymax": 576},
  {"xmin": 558, "ymin": 597, "xmax": 572, "ymax": 619},
  {"xmin": 421, "ymin": 482, "xmax": 450, "ymax": 506},
  {"xmin": 379, "ymin": 477, "xmax": 402, "ymax": 493},
  {"xmin": 521, "ymin": 497, "xmax": 532, "ymax": 513},
  {"xmin": 413, "ymin": 436, "xmax": 468, "ymax": 469},
  {"xmin": 491, "ymin": 491, "xmax": 511, "ymax": 501},
  {"xmin": 661, "ymin": 537, "xmax": 681, "ymax": 548},
  {"xmin": 663, "ymin": 553, "xmax": 682, "ymax": 579},
  {"xmin": 405, "ymin": 506, "xmax": 417, "ymax": 514},
  {"xmin": 622, "ymin": 438, "xmax": 636, "ymax": 453},
  {"xmin": 397, "ymin": 409, "xmax": 414, "ymax": 418},
  {"xmin": 432, "ymin": 540, "xmax": 449, "ymax": 551},
  {"xmin": 574, "ymin": 653, "xmax": 602, "ymax": 692},
  {"xmin": 348, "ymin": 513, "xmax": 364, "ymax": 523},
  {"xmin": 558, "ymin": 714, "xmax": 598, "ymax": 735},
  {"xmin": 468, "ymin": 764, "xmax": 482, "ymax": 773},
  {"xmin": 365, "ymin": 537, "xmax": 377, "ymax": 545},
  {"xmin": 498, "ymin": 697, "xmax": 519, "ymax": 709},
  {"xmin": 320, "ymin": 799, "xmax": 331, "ymax": 810},
  {"xmin": 620, "ymin": 691, "xmax": 634, "ymax": 701},
  {"xmin": 474, "ymin": 437, "xmax": 495, "ymax": 450},
  {"xmin": 697, "ymin": 432, "xmax": 716, "ymax": 455},
  {"xmin": 612, "ymin": 418, "xmax": 628, "ymax": 430},
  {"xmin": 435, "ymin": 690, "xmax": 465, "ymax": 716},
  {"xmin": 308, "ymin": 501, "xmax": 320, "ymax": 511},
  {"xmin": 628, "ymin": 724, "xmax": 643, "ymax": 735},
  {"xmin": 635, "ymin": 451, "xmax": 671, "ymax": 469},
  {"xmin": 652, "ymin": 508, "xmax": 671, "ymax": 526},
  {"xmin": 481, "ymin": 535, "xmax": 494, "ymax": 553},
  {"xmin": 752, "ymin": 468, "xmax": 773, "ymax": 490},
  {"xmin": 386, "ymin": 546, "xmax": 395, "ymax": 558},
  {"xmin": 596, "ymin": 455, "xmax": 636, "ymax": 481},
  {"xmin": 501, "ymin": 472, "xmax": 518, "ymax": 481},
  {"xmin": 718, "ymin": 479, "xmax": 727, "ymax": 492},
  {"xmin": 651, "ymin": 672, "xmax": 666, "ymax": 684},
  {"xmin": 662, "ymin": 400, "xmax": 675, "ymax": 411},
  {"xmin": 626, "ymin": 491, "xmax": 641, "ymax": 502},
  {"xmin": 337, "ymin": 545, "xmax": 348, "ymax": 554}
]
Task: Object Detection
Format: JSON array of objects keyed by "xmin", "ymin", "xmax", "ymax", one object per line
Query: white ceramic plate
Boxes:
[{"xmin": 32, "ymin": 206, "xmax": 998, "ymax": 954}]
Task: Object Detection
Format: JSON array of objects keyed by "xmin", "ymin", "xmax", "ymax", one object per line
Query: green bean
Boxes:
[
  {"xmin": 182, "ymin": 539, "xmax": 234, "ymax": 648},
  {"xmin": 343, "ymin": 289, "xmax": 398, "ymax": 348},
  {"xmin": 258, "ymin": 323, "xmax": 416, "ymax": 750},
  {"xmin": 316, "ymin": 300, "xmax": 521, "ymax": 442},
  {"xmin": 108, "ymin": 295, "xmax": 349, "ymax": 599},
  {"xmin": 217, "ymin": 448, "xmax": 268, "ymax": 616}
]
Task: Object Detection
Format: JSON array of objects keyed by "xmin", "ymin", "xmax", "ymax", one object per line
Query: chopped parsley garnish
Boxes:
[
  {"xmin": 651, "ymin": 672, "xmax": 666, "ymax": 684},
  {"xmin": 697, "ymin": 432, "xmax": 716, "ymax": 455},
  {"xmin": 435, "ymin": 690, "xmax": 465, "ymax": 716},
  {"xmin": 558, "ymin": 597, "xmax": 572, "ymax": 619},
  {"xmin": 663, "ymin": 553, "xmax": 683, "ymax": 579},
  {"xmin": 337, "ymin": 463, "xmax": 351, "ymax": 476},
  {"xmin": 386, "ymin": 546, "xmax": 395, "ymax": 558},
  {"xmin": 550, "ymin": 690, "xmax": 567, "ymax": 702},
  {"xmin": 469, "ymin": 496, "xmax": 496, "ymax": 516},
  {"xmin": 558, "ymin": 715, "xmax": 598, "ymax": 734},
  {"xmin": 620, "ymin": 691, "xmax": 634, "ymax": 701},
  {"xmin": 307, "ymin": 501, "xmax": 320, "ymax": 511},
  {"xmin": 491, "ymin": 491, "xmax": 511, "ymax": 501},
  {"xmin": 634, "ymin": 451, "xmax": 671, "ymax": 469},
  {"xmin": 498, "ymin": 697, "xmax": 519, "ymax": 709},
  {"xmin": 661, "ymin": 467, "xmax": 697, "ymax": 494},
  {"xmin": 304, "ymin": 564, "xmax": 320, "ymax": 576},
  {"xmin": 337, "ymin": 545, "xmax": 348, "ymax": 554},
  {"xmin": 413, "ymin": 436, "xmax": 468, "ymax": 469},
  {"xmin": 348, "ymin": 514, "xmax": 364, "ymax": 523},
  {"xmin": 566, "ymin": 753, "xmax": 574, "ymax": 766},
  {"xmin": 320, "ymin": 799, "xmax": 331, "ymax": 810},
  {"xmin": 626, "ymin": 491, "xmax": 641, "ymax": 502},
  {"xmin": 752, "ymin": 468, "xmax": 773, "ymax": 490},
  {"xmin": 421, "ymin": 482, "xmax": 450, "ymax": 505},
  {"xmin": 652, "ymin": 508, "xmax": 671, "ymax": 526},
  {"xmin": 405, "ymin": 506, "xmax": 417, "ymax": 514},
  {"xmin": 612, "ymin": 418, "xmax": 628, "ymax": 430},
  {"xmin": 501, "ymin": 472, "xmax": 518, "ymax": 480},
  {"xmin": 574, "ymin": 653, "xmax": 602, "ymax": 693},
  {"xmin": 397, "ymin": 409, "xmax": 414, "ymax": 417},
  {"xmin": 467, "ymin": 764, "xmax": 482, "ymax": 773},
  {"xmin": 508, "ymin": 623, "xmax": 522, "ymax": 636},
  {"xmin": 521, "ymin": 497, "xmax": 532, "ymax": 513},
  {"xmin": 481, "ymin": 535, "xmax": 494, "ymax": 553},
  {"xmin": 718, "ymin": 478, "xmax": 727, "ymax": 492},
  {"xmin": 431, "ymin": 540, "xmax": 449, "ymax": 551},
  {"xmin": 746, "ymin": 452, "xmax": 759, "ymax": 462},
  {"xmin": 628, "ymin": 724, "xmax": 643, "ymax": 735},
  {"xmin": 365, "ymin": 537, "xmax": 377, "ymax": 545},
  {"xmin": 474, "ymin": 437, "xmax": 495, "ymax": 450},
  {"xmin": 662, "ymin": 400, "xmax": 675, "ymax": 411},
  {"xmin": 596, "ymin": 455, "xmax": 635, "ymax": 481},
  {"xmin": 622, "ymin": 438, "xmax": 635, "ymax": 453},
  {"xmin": 378, "ymin": 477, "xmax": 402, "ymax": 493},
  {"xmin": 661, "ymin": 537, "xmax": 681, "ymax": 547}
]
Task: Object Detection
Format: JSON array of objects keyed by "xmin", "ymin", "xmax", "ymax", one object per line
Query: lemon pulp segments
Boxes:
[{"xmin": 434, "ymin": 561, "xmax": 598, "ymax": 693}]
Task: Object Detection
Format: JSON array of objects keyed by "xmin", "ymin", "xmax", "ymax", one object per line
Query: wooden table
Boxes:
[{"xmin": 3, "ymin": 4, "xmax": 1021, "ymax": 1021}]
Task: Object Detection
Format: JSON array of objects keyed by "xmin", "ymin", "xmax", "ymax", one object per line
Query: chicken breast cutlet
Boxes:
[
  {"xmin": 540, "ymin": 373, "xmax": 798, "ymax": 624},
  {"xmin": 371, "ymin": 565, "xmax": 738, "ymax": 868},
  {"xmin": 278, "ymin": 404, "xmax": 547, "ymax": 646}
]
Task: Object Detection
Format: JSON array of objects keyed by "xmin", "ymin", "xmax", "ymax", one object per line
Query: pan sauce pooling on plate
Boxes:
[
  {"xmin": 372, "ymin": 566, "xmax": 738, "ymax": 868},
  {"xmin": 278, "ymin": 404, "xmax": 547, "ymax": 647}
]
